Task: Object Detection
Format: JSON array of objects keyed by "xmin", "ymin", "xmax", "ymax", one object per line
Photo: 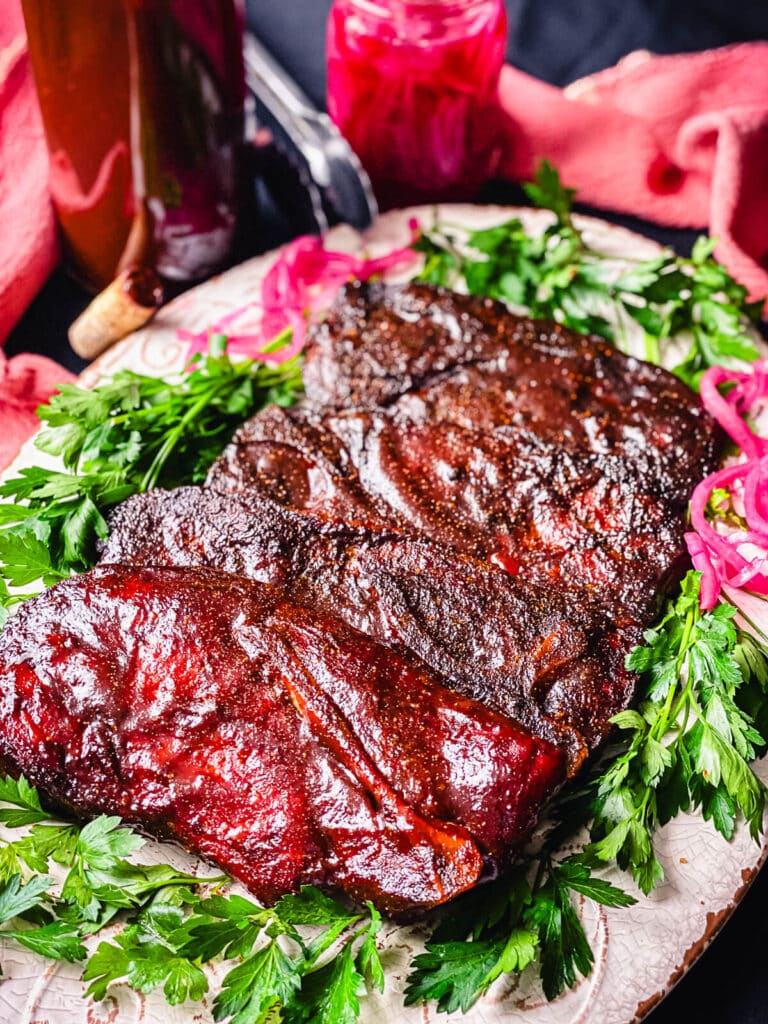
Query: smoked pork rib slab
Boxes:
[
  {"xmin": 0, "ymin": 564, "xmax": 565, "ymax": 911},
  {"xmin": 208, "ymin": 281, "xmax": 720, "ymax": 624},
  {"xmin": 103, "ymin": 486, "xmax": 636, "ymax": 766}
]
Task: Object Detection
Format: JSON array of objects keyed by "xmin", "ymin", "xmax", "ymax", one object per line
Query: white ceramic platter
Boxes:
[{"xmin": 1, "ymin": 206, "xmax": 766, "ymax": 1024}]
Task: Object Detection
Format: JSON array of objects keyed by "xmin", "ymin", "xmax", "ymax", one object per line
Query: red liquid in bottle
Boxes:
[
  {"xmin": 327, "ymin": 0, "xmax": 507, "ymax": 209},
  {"xmin": 22, "ymin": 0, "xmax": 244, "ymax": 292}
]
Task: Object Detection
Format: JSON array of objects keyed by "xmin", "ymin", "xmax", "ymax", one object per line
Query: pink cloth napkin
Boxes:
[
  {"xmin": 0, "ymin": 1, "xmax": 58, "ymax": 346},
  {"xmin": 0, "ymin": 1, "xmax": 68, "ymax": 470},
  {"xmin": 0, "ymin": 350, "xmax": 75, "ymax": 471},
  {"xmin": 498, "ymin": 43, "xmax": 768, "ymax": 305}
]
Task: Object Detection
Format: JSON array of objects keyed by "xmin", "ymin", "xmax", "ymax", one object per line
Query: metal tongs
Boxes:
[{"xmin": 243, "ymin": 31, "xmax": 378, "ymax": 235}]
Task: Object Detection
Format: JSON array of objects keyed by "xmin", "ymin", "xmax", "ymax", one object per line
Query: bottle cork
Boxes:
[{"xmin": 68, "ymin": 266, "xmax": 164, "ymax": 361}]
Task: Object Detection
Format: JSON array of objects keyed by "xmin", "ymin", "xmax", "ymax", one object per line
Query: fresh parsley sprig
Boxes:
[
  {"xmin": 405, "ymin": 854, "xmax": 634, "ymax": 1011},
  {"xmin": 83, "ymin": 885, "xmax": 383, "ymax": 1019},
  {"xmin": 0, "ymin": 776, "xmax": 383, "ymax": 1022},
  {"xmin": 0, "ymin": 777, "xmax": 217, "ymax": 963},
  {"xmin": 0, "ymin": 335, "xmax": 303, "ymax": 617},
  {"xmin": 415, "ymin": 161, "xmax": 763, "ymax": 388},
  {"xmin": 587, "ymin": 571, "xmax": 768, "ymax": 894}
]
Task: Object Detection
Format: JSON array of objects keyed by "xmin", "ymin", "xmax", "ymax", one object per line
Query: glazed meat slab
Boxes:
[
  {"xmin": 0, "ymin": 565, "xmax": 564, "ymax": 912},
  {"xmin": 208, "ymin": 281, "xmax": 720, "ymax": 624},
  {"xmin": 103, "ymin": 487, "xmax": 636, "ymax": 766}
]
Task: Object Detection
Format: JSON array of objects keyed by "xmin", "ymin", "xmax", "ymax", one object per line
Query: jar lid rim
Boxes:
[{"xmin": 340, "ymin": 0, "xmax": 496, "ymax": 13}]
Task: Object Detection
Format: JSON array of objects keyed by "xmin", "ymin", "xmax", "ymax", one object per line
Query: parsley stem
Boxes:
[
  {"xmin": 655, "ymin": 676, "xmax": 680, "ymax": 740},
  {"xmin": 643, "ymin": 332, "xmax": 661, "ymax": 365},
  {"xmin": 531, "ymin": 854, "xmax": 549, "ymax": 892},
  {"xmin": 140, "ymin": 379, "xmax": 229, "ymax": 492},
  {"xmin": 662, "ymin": 605, "xmax": 699, "ymax": 732}
]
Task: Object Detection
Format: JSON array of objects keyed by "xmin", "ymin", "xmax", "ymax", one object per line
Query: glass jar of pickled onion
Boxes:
[{"xmin": 327, "ymin": 0, "xmax": 507, "ymax": 209}]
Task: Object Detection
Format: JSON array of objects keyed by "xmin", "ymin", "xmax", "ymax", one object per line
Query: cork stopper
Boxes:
[{"xmin": 68, "ymin": 266, "xmax": 164, "ymax": 360}]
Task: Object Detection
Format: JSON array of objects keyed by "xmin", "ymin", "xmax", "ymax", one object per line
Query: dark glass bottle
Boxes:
[{"xmin": 22, "ymin": 0, "xmax": 245, "ymax": 292}]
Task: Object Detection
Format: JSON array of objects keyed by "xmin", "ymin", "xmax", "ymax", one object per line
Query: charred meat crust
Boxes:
[{"xmin": 208, "ymin": 281, "xmax": 720, "ymax": 626}]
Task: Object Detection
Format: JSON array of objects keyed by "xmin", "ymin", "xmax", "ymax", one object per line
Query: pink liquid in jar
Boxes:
[{"xmin": 327, "ymin": 0, "xmax": 507, "ymax": 209}]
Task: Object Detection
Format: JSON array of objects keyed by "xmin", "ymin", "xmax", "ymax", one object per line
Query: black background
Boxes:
[{"xmin": 8, "ymin": 3, "xmax": 768, "ymax": 1021}]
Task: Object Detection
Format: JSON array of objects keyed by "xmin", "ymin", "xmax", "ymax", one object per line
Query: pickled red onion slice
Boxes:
[
  {"xmin": 687, "ymin": 359, "xmax": 768, "ymax": 610},
  {"xmin": 698, "ymin": 363, "xmax": 768, "ymax": 460},
  {"xmin": 179, "ymin": 224, "xmax": 419, "ymax": 362}
]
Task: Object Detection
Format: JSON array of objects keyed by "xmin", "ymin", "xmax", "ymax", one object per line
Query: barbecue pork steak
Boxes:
[
  {"xmin": 208, "ymin": 282, "xmax": 719, "ymax": 625},
  {"xmin": 100, "ymin": 281, "xmax": 718, "ymax": 835},
  {"xmin": 103, "ymin": 486, "xmax": 636, "ymax": 767},
  {"xmin": 0, "ymin": 565, "xmax": 564, "ymax": 912}
]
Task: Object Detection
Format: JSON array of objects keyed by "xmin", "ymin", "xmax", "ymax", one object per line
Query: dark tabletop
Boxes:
[{"xmin": 8, "ymin": 3, "xmax": 768, "ymax": 1021}]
